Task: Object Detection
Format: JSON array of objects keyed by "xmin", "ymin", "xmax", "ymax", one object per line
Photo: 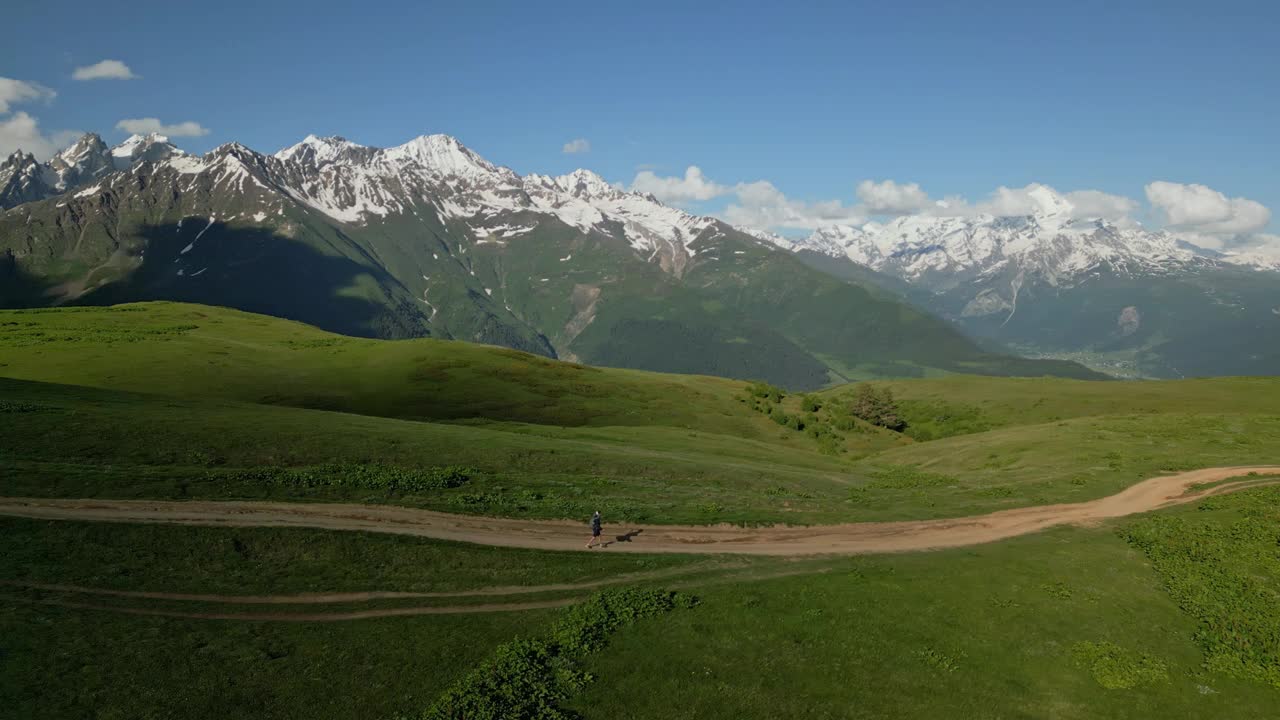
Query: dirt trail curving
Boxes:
[{"xmin": 2, "ymin": 466, "xmax": 1276, "ymax": 556}]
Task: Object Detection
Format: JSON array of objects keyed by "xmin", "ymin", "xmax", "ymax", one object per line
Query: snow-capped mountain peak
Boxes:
[
  {"xmin": 276, "ymin": 134, "xmax": 348, "ymax": 158},
  {"xmin": 109, "ymin": 133, "xmax": 183, "ymax": 169},
  {"xmin": 51, "ymin": 133, "xmax": 109, "ymax": 169},
  {"xmin": 273, "ymin": 135, "xmax": 375, "ymax": 168},
  {"xmin": 1, "ymin": 132, "xmax": 138, "ymax": 207},
  {"xmin": 552, "ymin": 168, "xmax": 616, "ymax": 198},
  {"xmin": 379, "ymin": 133, "xmax": 510, "ymax": 181},
  {"xmin": 1024, "ymin": 184, "xmax": 1072, "ymax": 220}
]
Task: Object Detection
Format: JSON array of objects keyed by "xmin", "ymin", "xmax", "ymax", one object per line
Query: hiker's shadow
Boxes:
[{"xmin": 603, "ymin": 529, "xmax": 644, "ymax": 547}]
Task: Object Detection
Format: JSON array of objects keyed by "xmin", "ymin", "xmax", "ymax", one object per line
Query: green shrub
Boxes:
[
  {"xmin": 800, "ymin": 395, "xmax": 822, "ymax": 413},
  {"xmin": 746, "ymin": 382, "xmax": 785, "ymax": 404},
  {"xmin": 0, "ymin": 400, "xmax": 41, "ymax": 413},
  {"xmin": 553, "ymin": 588, "xmax": 692, "ymax": 654},
  {"xmin": 831, "ymin": 416, "xmax": 858, "ymax": 431},
  {"xmin": 897, "ymin": 399, "xmax": 992, "ymax": 440},
  {"xmin": 418, "ymin": 639, "xmax": 576, "ymax": 720},
  {"xmin": 1121, "ymin": 489, "xmax": 1280, "ymax": 687},
  {"xmin": 977, "ymin": 486, "xmax": 1015, "ymax": 498},
  {"xmin": 867, "ymin": 465, "xmax": 957, "ymax": 490},
  {"xmin": 1070, "ymin": 641, "xmax": 1169, "ymax": 689},
  {"xmin": 215, "ymin": 463, "xmax": 473, "ymax": 492},
  {"xmin": 916, "ymin": 647, "xmax": 964, "ymax": 673},
  {"xmin": 907, "ymin": 426, "xmax": 934, "ymax": 441},
  {"xmin": 416, "ymin": 588, "xmax": 697, "ymax": 720},
  {"xmin": 1040, "ymin": 581, "xmax": 1073, "ymax": 600},
  {"xmin": 764, "ymin": 486, "xmax": 814, "ymax": 499}
]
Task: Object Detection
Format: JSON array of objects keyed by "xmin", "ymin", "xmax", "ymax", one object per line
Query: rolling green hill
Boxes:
[
  {"xmin": 3, "ymin": 302, "xmax": 1278, "ymax": 525},
  {"xmin": 4, "ymin": 302, "xmax": 1280, "ymax": 719}
]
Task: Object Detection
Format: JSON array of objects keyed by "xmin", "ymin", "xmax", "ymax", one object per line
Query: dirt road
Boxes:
[{"xmin": 1, "ymin": 466, "xmax": 1276, "ymax": 556}]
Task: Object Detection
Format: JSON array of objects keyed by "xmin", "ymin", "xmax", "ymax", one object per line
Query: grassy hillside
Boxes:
[
  {"xmin": 573, "ymin": 492, "xmax": 1280, "ymax": 719},
  {"xmin": 8, "ymin": 491, "xmax": 1280, "ymax": 719},
  {"xmin": 0, "ymin": 302, "xmax": 765, "ymax": 430},
  {"xmin": 3, "ymin": 303, "xmax": 1279, "ymax": 525},
  {"xmin": 851, "ymin": 374, "xmax": 1280, "ymax": 438},
  {"xmin": 0, "ymin": 375, "xmax": 877, "ymax": 525},
  {"xmin": 4, "ymin": 302, "xmax": 1280, "ymax": 718}
]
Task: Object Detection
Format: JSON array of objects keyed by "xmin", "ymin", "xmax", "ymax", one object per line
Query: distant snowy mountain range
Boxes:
[
  {"xmin": 747, "ymin": 184, "xmax": 1279, "ymax": 377},
  {"xmin": 1, "ymin": 131, "xmax": 1276, "ymax": 380},
  {"xmin": 751, "ymin": 184, "xmax": 1278, "ymax": 280},
  {"xmin": 3, "ymin": 131, "xmax": 1103, "ymax": 387}
]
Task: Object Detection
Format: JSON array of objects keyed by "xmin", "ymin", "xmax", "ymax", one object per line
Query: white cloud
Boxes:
[
  {"xmin": 1145, "ymin": 181, "xmax": 1270, "ymax": 236},
  {"xmin": 972, "ymin": 184, "xmax": 1055, "ymax": 217},
  {"xmin": 630, "ymin": 165, "xmax": 730, "ymax": 205},
  {"xmin": 562, "ymin": 138, "xmax": 590, "ymax": 154},
  {"xmin": 850, "ymin": 180, "xmax": 1137, "ymax": 224},
  {"xmin": 723, "ymin": 180, "xmax": 864, "ymax": 230},
  {"xmin": 1246, "ymin": 233, "xmax": 1280, "ymax": 250},
  {"xmin": 1061, "ymin": 189, "xmax": 1140, "ymax": 222},
  {"xmin": 856, "ymin": 179, "xmax": 931, "ymax": 215},
  {"xmin": 0, "ymin": 77, "xmax": 56, "ymax": 114},
  {"xmin": 925, "ymin": 183, "xmax": 1136, "ymax": 224},
  {"xmin": 0, "ymin": 112, "xmax": 80, "ymax": 160},
  {"xmin": 73, "ymin": 60, "xmax": 137, "ymax": 81},
  {"xmin": 115, "ymin": 118, "xmax": 210, "ymax": 137}
]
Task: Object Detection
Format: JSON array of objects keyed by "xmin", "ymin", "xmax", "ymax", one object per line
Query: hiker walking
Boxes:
[{"xmin": 586, "ymin": 510, "xmax": 603, "ymax": 548}]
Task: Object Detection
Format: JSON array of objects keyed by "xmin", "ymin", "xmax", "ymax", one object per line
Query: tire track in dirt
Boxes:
[
  {"xmin": 2, "ymin": 564, "xmax": 830, "ymax": 623},
  {"xmin": 0, "ymin": 561, "xmax": 732, "ymax": 604},
  {"xmin": 6, "ymin": 594, "xmax": 580, "ymax": 622},
  {"xmin": 1, "ymin": 466, "xmax": 1276, "ymax": 556}
]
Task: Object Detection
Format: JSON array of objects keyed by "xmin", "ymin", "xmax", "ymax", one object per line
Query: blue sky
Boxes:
[{"xmin": 3, "ymin": 0, "xmax": 1278, "ymax": 242}]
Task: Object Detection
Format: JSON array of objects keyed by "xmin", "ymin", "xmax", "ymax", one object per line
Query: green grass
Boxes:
[
  {"xmin": 1, "ymin": 599, "xmax": 554, "ymax": 720},
  {"xmin": 849, "ymin": 375, "xmax": 1280, "ymax": 439},
  {"xmin": 4, "ymin": 304, "xmax": 1280, "ymax": 718},
  {"xmin": 1122, "ymin": 486, "xmax": 1280, "ymax": 688},
  {"xmin": 0, "ymin": 376, "xmax": 867, "ymax": 525},
  {"xmin": 0, "ymin": 519, "xmax": 724, "ymax": 720},
  {"xmin": 0, "ymin": 302, "xmax": 770, "ymax": 432},
  {"xmin": 0, "ymin": 518, "xmax": 704, "ymax": 596},
  {"xmin": 11, "ymin": 374, "xmax": 1279, "ymax": 526},
  {"xmin": 5, "ymin": 306, "xmax": 1280, "ymax": 525},
  {"xmin": 844, "ymin": 413, "xmax": 1280, "ymax": 520},
  {"xmin": 570, "ymin": 521, "xmax": 1280, "ymax": 720},
  {"xmin": 9, "ymin": 511, "xmax": 1280, "ymax": 719}
]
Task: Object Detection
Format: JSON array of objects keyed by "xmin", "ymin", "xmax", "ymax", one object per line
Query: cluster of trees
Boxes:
[
  {"xmin": 850, "ymin": 384, "xmax": 907, "ymax": 432},
  {"xmin": 747, "ymin": 381, "xmax": 786, "ymax": 404}
]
